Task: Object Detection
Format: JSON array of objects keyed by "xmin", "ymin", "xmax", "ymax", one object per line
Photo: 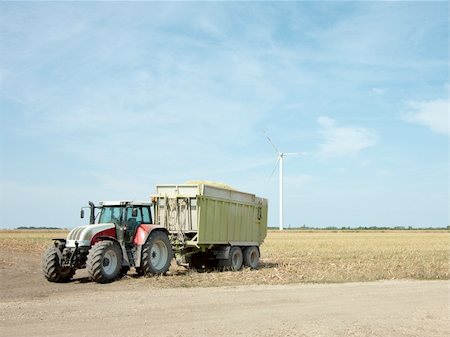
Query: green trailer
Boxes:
[{"xmin": 153, "ymin": 182, "xmax": 268, "ymax": 270}]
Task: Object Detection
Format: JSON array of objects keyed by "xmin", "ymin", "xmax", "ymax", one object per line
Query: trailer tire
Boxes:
[
  {"xmin": 141, "ymin": 231, "xmax": 173, "ymax": 276},
  {"xmin": 86, "ymin": 240, "xmax": 122, "ymax": 283},
  {"xmin": 219, "ymin": 246, "xmax": 243, "ymax": 271},
  {"xmin": 42, "ymin": 246, "xmax": 75, "ymax": 283},
  {"xmin": 243, "ymin": 246, "xmax": 260, "ymax": 269}
]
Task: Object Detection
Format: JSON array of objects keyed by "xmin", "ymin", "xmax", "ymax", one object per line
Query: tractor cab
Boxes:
[{"xmin": 81, "ymin": 201, "xmax": 153, "ymax": 244}]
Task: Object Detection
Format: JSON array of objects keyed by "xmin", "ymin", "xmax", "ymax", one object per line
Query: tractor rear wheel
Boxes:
[
  {"xmin": 42, "ymin": 246, "xmax": 75, "ymax": 283},
  {"xmin": 86, "ymin": 241, "xmax": 122, "ymax": 283},
  {"xmin": 243, "ymin": 246, "xmax": 260, "ymax": 269},
  {"xmin": 141, "ymin": 231, "xmax": 173, "ymax": 276}
]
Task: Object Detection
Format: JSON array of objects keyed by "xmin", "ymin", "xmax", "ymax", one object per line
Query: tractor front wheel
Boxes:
[
  {"xmin": 140, "ymin": 231, "xmax": 173, "ymax": 276},
  {"xmin": 86, "ymin": 241, "xmax": 122, "ymax": 283},
  {"xmin": 42, "ymin": 246, "xmax": 75, "ymax": 283}
]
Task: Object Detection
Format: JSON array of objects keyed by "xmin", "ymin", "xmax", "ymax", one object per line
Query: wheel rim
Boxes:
[
  {"xmin": 250, "ymin": 250, "xmax": 257, "ymax": 264},
  {"xmin": 151, "ymin": 240, "xmax": 168, "ymax": 270},
  {"xmin": 102, "ymin": 249, "xmax": 118, "ymax": 276},
  {"xmin": 231, "ymin": 250, "xmax": 242, "ymax": 269}
]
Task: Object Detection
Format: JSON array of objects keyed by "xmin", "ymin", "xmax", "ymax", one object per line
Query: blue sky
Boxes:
[{"xmin": 0, "ymin": 1, "xmax": 448, "ymax": 229}]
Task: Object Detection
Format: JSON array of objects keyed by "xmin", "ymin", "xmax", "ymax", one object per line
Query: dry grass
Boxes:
[
  {"xmin": 1, "ymin": 229, "xmax": 448, "ymax": 286},
  {"xmin": 0, "ymin": 230, "xmax": 68, "ymax": 252},
  {"xmin": 260, "ymin": 230, "xmax": 449, "ymax": 282}
]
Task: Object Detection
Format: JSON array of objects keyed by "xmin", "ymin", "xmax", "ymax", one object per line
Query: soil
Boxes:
[{"xmin": 0, "ymin": 250, "xmax": 448, "ymax": 337}]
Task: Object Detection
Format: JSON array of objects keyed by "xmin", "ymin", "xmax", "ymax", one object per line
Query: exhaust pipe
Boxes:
[{"xmin": 88, "ymin": 201, "xmax": 95, "ymax": 224}]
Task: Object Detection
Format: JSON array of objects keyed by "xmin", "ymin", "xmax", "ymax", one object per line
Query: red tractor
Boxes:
[{"xmin": 42, "ymin": 201, "xmax": 173, "ymax": 283}]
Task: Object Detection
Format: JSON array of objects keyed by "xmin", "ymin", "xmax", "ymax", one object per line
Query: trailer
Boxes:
[{"xmin": 154, "ymin": 182, "xmax": 268, "ymax": 270}]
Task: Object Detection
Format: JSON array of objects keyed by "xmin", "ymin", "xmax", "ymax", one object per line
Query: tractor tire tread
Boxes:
[
  {"xmin": 86, "ymin": 240, "xmax": 121, "ymax": 284},
  {"xmin": 42, "ymin": 246, "xmax": 75, "ymax": 283}
]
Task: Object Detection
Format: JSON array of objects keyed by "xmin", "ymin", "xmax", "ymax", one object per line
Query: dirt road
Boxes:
[
  {"xmin": 0, "ymin": 250, "xmax": 449, "ymax": 337},
  {"xmin": 1, "ymin": 279, "xmax": 448, "ymax": 336}
]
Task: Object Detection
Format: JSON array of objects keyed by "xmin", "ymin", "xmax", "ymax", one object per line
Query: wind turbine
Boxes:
[{"xmin": 266, "ymin": 134, "xmax": 305, "ymax": 231}]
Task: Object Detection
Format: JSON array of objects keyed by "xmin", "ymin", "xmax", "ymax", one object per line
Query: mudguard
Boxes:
[
  {"xmin": 90, "ymin": 228, "xmax": 116, "ymax": 245},
  {"xmin": 133, "ymin": 224, "xmax": 167, "ymax": 245},
  {"xmin": 133, "ymin": 224, "xmax": 168, "ymax": 267}
]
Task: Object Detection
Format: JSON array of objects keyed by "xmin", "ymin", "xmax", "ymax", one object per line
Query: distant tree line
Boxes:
[
  {"xmin": 15, "ymin": 226, "xmax": 67, "ymax": 230},
  {"xmin": 268, "ymin": 225, "xmax": 450, "ymax": 230}
]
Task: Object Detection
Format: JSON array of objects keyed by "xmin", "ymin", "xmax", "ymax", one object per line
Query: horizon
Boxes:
[{"xmin": 6, "ymin": 225, "xmax": 450, "ymax": 231}]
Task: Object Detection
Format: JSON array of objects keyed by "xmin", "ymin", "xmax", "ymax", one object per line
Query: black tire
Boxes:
[
  {"xmin": 140, "ymin": 231, "xmax": 173, "ymax": 276},
  {"xmin": 219, "ymin": 246, "xmax": 243, "ymax": 271},
  {"xmin": 243, "ymin": 246, "xmax": 260, "ymax": 269},
  {"xmin": 86, "ymin": 241, "xmax": 122, "ymax": 283},
  {"xmin": 42, "ymin": 246, "xmax": 75, "ymax": 283},
  {"xmin": 230, "ymin": 247, "xmax": 243, "ymax": 271}
]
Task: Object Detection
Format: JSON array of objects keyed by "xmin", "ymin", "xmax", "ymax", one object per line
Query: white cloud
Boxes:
[
  {"xmin": 402, "ymin": 99, "xmax": 449, "ymax": 135},
  {"xmin": 317, "ymin": 117, "xmax": 378, "ymax": 159},
  {"xmin": 371, "ymin": 87, "xmax": 384, "ymax": 95}
]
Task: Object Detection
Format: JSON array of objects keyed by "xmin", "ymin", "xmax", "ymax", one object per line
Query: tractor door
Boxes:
[{"xmin": 124, "ymin": 207, "xmax": 142, "ymax": 244}]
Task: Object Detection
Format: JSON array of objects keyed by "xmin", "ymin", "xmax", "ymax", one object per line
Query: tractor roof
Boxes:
[{"xmin": 99, "ymin": 201, "xmax": 152, "ymax": 206}]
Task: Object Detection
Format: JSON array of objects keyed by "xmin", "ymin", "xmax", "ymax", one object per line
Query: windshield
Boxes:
[{"xmin": 98, "ymin": 206, "xmax": 123, "ymax": 225}]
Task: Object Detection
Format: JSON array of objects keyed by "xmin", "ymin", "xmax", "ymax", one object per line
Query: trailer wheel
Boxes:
[
  {"xmin": 219, "ymin": 246, "xmax": 244, "ymax": 271},
  {"xmin": 243, "ymin": 246, "xmax": 260, "ymax": 269},
  {"xmin": 42, "ymin": 246, "xmax": 75, "ymax": 283},
  {"xmin": 231, "ymin": 247, "xmax": 243, "ymax": 271},
  {"xmin": 141, "ymin": 231, "xmax": 173, "ymax": 275},
  {"xmin": 86, "ymin": 240, "xmax": 122, "ymax": 283}
]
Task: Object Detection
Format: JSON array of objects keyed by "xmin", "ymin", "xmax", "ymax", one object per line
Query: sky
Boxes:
[{"xmin": 0, "ymin": 1, "xmax": 448, "ymax": 229}]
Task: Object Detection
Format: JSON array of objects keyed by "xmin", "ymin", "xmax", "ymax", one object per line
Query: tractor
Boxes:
[{"xmin": 42, "ymin": 201, "xmax": 173, "ymax": 283}]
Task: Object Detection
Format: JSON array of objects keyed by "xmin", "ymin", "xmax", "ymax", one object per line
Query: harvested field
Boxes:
[
  {"xmin": 1, "ymin": 230, "xmax": 448, "ymax": 337},
  {"xmin": 0, "ymin": 229, "xmax": 448, "ymax": 287}
]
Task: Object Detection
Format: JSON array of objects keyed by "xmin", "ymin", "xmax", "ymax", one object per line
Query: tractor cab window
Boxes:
[
  {"xmin": 98, "ymin": 207, "xmax": 123, "ymax": 225},
  {"xmin": 126, "ymin": 207, "xmax": 143, "ymax": 228},
  {"xmin": 142, "ymin": 207, "xmax": 152, "ymax": 223}
]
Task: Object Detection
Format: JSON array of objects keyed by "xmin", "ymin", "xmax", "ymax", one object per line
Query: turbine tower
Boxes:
[{"xmin": 266, "ymin": 134, "xmax": 304, "ymax": 231}]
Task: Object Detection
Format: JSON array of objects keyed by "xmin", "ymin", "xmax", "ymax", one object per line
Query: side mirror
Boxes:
[
  {"xmin": 131, "ymin": 208, "xmax": 138, "ymax": 218},
  {"xmin": 80, "ymin": 209, "xmax": 85, "ymax": 219}
]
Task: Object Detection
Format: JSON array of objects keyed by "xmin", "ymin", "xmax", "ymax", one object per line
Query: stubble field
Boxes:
[
  {"xmin": 0, "ymin": 229, "xmax": 448, "ymax": 286},
  {"xmin": 1, "ymin": 229, "xmax": 449, "ymax": 337}
]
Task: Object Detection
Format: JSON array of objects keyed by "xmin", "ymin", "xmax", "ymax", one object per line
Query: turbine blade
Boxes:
[
  {"xmin": 284, "ymin": 152, "xmax": 306, "ymax": 157},
  {"xmin": 264, "ymin": 132, "xmax": 280, "ymax": 154},
  {"xmin": 268, "ymin": 157, "xmax": 280, "ymax": 181}
]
